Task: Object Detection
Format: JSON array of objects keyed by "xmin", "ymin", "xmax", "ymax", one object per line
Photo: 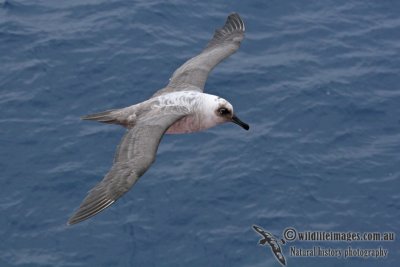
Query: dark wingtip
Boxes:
[
  {"xmin": 67, "ymin": 198, "xmax": 115, "ymax": 225},
  {"xmin": 252, "ymin": 225, "xmax": 263, "ymax": 232},
  {"xmin": 66, "ymin": 217, "xmax": 77, "ymax": 226},
  {"xmin": 67, "ymin": 216, "xmax": 80, "ymax": 226},
  {"xmin": 226, "ymin": 12, "xmax": 245, "ymax": 32}
]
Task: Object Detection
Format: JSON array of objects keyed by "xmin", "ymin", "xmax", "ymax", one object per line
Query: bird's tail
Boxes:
[{"xmin": 81, "ymin": 109, "xmax": 121, "ymax": 124}]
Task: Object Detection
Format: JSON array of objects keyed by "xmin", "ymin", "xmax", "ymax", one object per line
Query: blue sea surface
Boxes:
[{"xmin": 1, "ymin": 0, "xmax": 399, "ymax": 266}]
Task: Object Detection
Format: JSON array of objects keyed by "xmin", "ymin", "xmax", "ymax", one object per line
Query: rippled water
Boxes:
[{"xmin": 1, "ymin": 0, "xmax": 399, "ymax": 266}]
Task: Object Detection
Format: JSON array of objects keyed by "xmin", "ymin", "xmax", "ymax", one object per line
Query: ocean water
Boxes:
[{"xmin": 1, "ymin": 0, "xmax": 399, "ymax": 266}]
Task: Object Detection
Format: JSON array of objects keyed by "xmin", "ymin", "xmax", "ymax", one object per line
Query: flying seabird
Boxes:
[
  {"xmin": 253, "ymin": 225, "xmax": 287, "ymax": 266},
  {"xmin": 68, "ymin": 13, "xmax": 249, "ymax": 225}
]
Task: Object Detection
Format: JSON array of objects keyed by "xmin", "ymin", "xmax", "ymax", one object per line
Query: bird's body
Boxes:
[{"xmin": 68, "ymin": 13, "xmax": 249, "ymax": 225}]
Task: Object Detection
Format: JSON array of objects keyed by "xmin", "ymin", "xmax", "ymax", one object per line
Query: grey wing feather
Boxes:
[
  {"xmin": 153, "ymin": 13, "xmax": 245, "ymax": 97},
  {"xmin": 68, "ymin": 111, "xmax": 185, "ymax": 225}
]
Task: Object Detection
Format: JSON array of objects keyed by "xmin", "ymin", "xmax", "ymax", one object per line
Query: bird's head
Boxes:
[{"xmin": 209, "ymin": 96, "xmax": 249, "ymax": 131}]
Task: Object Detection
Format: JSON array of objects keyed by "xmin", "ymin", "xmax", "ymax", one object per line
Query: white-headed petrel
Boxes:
[{"xmin": 68, "ymin": 13, "xmax": 249, "ymax": 225}]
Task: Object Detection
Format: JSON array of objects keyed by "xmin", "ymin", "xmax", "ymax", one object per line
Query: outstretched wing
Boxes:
[
  {"xmin": 153, "ymin": 13, "xmax": 245, "ymax": 97},
  {"xmin": 68, "ymin": 110, "xmax": 185, "ymax": 225}
]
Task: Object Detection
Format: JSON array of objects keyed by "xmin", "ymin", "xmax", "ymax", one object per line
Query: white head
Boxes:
[{"xmin": 201, "ymin": 94, "xmax": 249, "ymax": 130}]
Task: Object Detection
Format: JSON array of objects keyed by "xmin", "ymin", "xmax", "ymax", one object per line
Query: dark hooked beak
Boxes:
[{"xmin": 232, "ymin": 114, "xmax": 250, "ymax": 130}]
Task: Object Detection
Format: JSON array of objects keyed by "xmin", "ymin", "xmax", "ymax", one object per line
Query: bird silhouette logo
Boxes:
[{"xmin": 252, "ymin": 225, "xmax": 287, "ymax": 266}]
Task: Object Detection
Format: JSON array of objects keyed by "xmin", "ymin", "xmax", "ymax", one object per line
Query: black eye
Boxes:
[{"xmin": 218, "ymin": 108, "xmax": 229, "ymax": 115}]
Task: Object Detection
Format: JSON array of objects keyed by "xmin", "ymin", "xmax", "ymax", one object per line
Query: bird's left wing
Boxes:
[
  {"xmin": 153, "ymin": 13, "xmax": 245, "ymax": 97},
  {"xmin": 68, "ymin": 108, "xmax": 186, "ymax": 225}
]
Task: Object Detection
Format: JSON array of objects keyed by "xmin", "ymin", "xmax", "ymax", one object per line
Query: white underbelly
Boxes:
[{"xmin": 166, "ymin": 115, "xmax": 210, "ymax": 134}]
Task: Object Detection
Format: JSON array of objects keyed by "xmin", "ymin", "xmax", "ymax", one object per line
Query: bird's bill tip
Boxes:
[{"xmin": 232, "ymin": 114, "xmax": 249, "ymax": 130}]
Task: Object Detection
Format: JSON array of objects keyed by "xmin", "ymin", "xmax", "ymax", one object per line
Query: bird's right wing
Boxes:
[
  {"xmin": 152, "ymin": 13, "xmax": 245, "ymax": 97},
  {"xmin": 68, "ymin": 108, "xmax": 186, "ymax": 225}
]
